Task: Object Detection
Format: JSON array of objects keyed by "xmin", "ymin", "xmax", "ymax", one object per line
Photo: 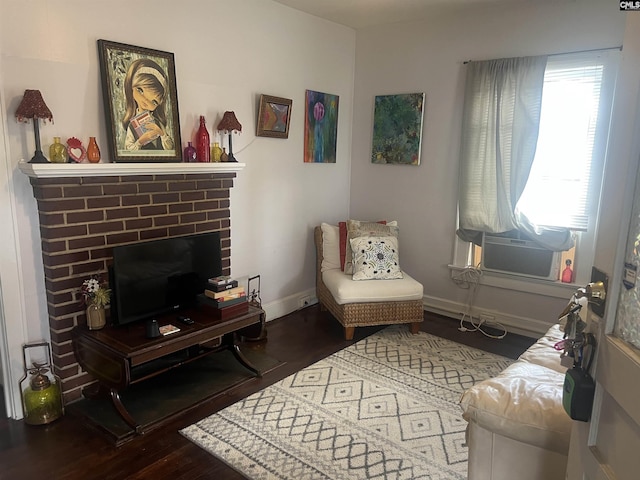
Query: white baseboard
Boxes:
[
  {"xmin": 262, "ymin": 288, "xmax": 318, "ymax": 323},
  {"xmin": 422, "ymin": 294, "xmax": 552, "ymax": 338},
  {"xmin": 265, "ymin": 290, "xmax": 550, "ymax": 339}
]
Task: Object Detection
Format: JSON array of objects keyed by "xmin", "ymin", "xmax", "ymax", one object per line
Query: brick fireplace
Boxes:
[{"xmin": 21, "ymin": 165, "xmax": 239, "ymax": 403}]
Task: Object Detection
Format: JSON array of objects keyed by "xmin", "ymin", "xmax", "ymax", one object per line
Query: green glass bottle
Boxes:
[
  {"xmin": 211, "ymin": 142, "xmax": 222, "ymax": 163},
  {"xmin": 49, "ymin": 137, "xmax": 67, "ymax": 163}
]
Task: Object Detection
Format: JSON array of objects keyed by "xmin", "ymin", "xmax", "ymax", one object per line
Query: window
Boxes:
[
  {"xmin": 455, "ymin": 50, "xmax": 619, "ymax": 286},
  {"xmin": 516, "ymin": 53, "xmax": 611, "ymax": 231}
]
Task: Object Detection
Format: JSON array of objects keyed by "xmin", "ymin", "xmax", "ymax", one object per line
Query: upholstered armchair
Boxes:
[{"xmin": 314, "ymin": 223, "xmax": 424, "ymax": 340}]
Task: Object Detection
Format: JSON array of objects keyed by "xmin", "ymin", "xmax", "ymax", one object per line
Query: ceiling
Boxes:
[{"xmin": 271, "ymin": 0, "xmax": 553, "ymax": 29}]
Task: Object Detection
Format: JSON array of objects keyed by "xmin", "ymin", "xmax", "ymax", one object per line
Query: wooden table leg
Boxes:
[
  {"xmin": 82, "ymin": 382, "xmax": 142, "ymax": 434},
  {"xmin": 109, "ymin": 388, "xmax": 142, "ymax": 433},
  {"xmin": 224, "ymin": 334, "xmax": 261, "ymax": 377}
]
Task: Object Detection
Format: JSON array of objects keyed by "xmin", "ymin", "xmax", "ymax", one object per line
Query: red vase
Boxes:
[{"xmin": 195, "ymin": 116, "xmax": 210, "ymax": 163}]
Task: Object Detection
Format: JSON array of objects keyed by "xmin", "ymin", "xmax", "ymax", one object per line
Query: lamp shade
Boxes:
[
  {"xmin": 15, "ymin": 90, "xmax": 53, "ymax": 163},
  {"xmin": 216, "ymin": 111, "xmax": 242, "ymax": 133},
  {"xmin": 15, "ymin": 90, "xmax": 53, "ymax": 123}
]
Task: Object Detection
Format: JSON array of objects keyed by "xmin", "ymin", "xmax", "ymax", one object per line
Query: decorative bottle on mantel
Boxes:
[
  {"xmin": 49, "ymin": 137, "xmax": 67, "ymax": 163},
  {"xmin": 183, "ymin": 141, "xmax": 196, "ymax": 162},
  {"xmin": 211, "ymin": 141, "xmax": 222, "ymax": 163},
  {"xmin": 195, "ymin": 116, "xmax": 210, "ymax": 163},
  {"xmin": 87, "ymin": 137, "xmax": 101, "ymax": 163}
]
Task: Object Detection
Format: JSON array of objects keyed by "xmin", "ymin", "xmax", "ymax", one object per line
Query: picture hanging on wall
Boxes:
[
  {"xmin": 97, "ymin": 39, "xmax": 182, "ymax": 163},
  {"xmin": 304, "ymin": 89, "xmax": 339, "ymax": 163},
  {"xmin": 256, "ymin": 94, "xmax": 292, "ymax": 139},
  {"xmin": 371, "ymin": 93, "xmax": 425, "ymax": 165}
]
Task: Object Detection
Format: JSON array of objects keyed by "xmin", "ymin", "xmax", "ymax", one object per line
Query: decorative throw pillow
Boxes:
[
  {"xmin": 320, "ymin": 223, "xmax": 341, "ymax": 272},
  {"xmin": 344, "ymin": 220, "xmax": 398, "ymax": 274},
  {"xmin": 338, "ymin": 221, "xmax": 348, "ymax": 270},
  {"xmin": 350, "ymin": 235, "xmax": 403, "ymax": 281},
  {"xmin": 339, "ymin": 220, "xmax": 387, "ymax": 271}
]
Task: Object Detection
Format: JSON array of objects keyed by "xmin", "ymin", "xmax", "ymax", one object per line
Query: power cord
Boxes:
[{"xmin": 452, "ymin": 265, "xmax": 507, "ymax": 339}]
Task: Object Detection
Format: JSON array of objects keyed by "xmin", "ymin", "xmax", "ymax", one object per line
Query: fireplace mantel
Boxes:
[
  {"xmin": 18, "ymin": 160, "xmax": 245, "ymax": 178},
  {"xmin": 19, "ymin": 159, "xmax": 242, "ymax": 403}
]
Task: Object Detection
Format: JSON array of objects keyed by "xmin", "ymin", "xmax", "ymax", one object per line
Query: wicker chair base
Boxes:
[{"xmin": 315, "ymin": 226, "xmax": 424, "ymax": 340}]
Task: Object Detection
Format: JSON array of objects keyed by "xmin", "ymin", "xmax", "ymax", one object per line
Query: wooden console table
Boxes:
[{"xmin": 72, "ymin": 304, "xmax": 264, "ymax": 433}]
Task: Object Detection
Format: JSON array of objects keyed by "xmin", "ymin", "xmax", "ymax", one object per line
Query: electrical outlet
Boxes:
[
  {"xmin": 479, "ymin": 313, "xmax": 494, "ymax": 325},
  {"xmin": 298, "ymin": 295, "xmax": 317, "ymax": 308}
]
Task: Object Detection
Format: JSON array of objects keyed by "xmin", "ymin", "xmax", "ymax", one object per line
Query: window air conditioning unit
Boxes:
[{"xmin": 481, "ymin": 233, "xmax": 560, "ymax": 281}]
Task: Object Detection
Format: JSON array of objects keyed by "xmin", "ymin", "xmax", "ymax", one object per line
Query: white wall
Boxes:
[
  {"xmin": 0, "ymin": 0, "xmax": 355, "ymax": 417},
  {"xmin": 351, "ymin": 0, "xmax": 626, "ymax": 334},
  {"xmin": 0, "ymin": 0, "xmax": 631, "ymax": 419}
]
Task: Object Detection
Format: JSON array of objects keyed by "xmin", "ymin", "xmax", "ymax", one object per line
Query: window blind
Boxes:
[{"xmin": 516, "ymin": 54, "xmax": 609, "ymax": 231}]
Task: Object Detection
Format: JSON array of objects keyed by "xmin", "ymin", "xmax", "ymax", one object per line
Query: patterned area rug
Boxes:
[{"xmin": 180, "ymin": 326, "xmax": 513, "ymax": 479}]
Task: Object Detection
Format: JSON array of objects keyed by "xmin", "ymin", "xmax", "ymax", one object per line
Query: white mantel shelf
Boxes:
[{"xmin": 18, "ymin": 161, "xmax": 246, "ymax": 179}]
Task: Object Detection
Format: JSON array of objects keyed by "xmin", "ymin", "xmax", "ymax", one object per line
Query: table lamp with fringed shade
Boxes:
[
  {"xmin": 216, "ymin": 111, "xmax": 242, "ymax": 162},
  {"xmin": 15, "ymin": 90, "xmax": 53, "ymax": 163}
]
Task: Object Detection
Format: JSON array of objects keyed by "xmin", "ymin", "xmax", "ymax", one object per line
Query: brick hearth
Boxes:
[{"xmin": 25, "ymin": 171, "xmax": 236, "ymax": 403}]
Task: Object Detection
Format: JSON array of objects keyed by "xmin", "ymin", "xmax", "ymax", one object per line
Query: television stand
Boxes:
[{"xmin": 72, "ymin": 304, "xmax": 265, "ymax": 434}]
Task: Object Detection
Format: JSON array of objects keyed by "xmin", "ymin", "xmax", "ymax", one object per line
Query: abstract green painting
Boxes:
[{"xmin": 371, "ymin": 93, "xmax": 425, "ymax": 165}]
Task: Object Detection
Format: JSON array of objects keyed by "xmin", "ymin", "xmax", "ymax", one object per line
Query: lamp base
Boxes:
[
  {"xmin": 29, "ymin": 149, "xmax": 49, "ymax": 164},
  {"xmin": 227, "ymin": 153, "xmax": 238, "ymax": 163}
]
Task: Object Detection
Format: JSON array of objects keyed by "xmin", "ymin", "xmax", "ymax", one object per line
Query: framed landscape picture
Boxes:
[
  {"xmin": 256, "ymin": 94, "xmax": 292, "ymax": 139},
  {"xmin": 371, "ymin": 93, "xmax": 425, "ymax": 165},
  {"xmin": 97, "ymin": 39, "xmax": 182, "ymax": 163}
]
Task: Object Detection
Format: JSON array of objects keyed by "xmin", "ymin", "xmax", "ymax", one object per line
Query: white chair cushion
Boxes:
[
  {"xmin": 322, "ymin": 269, "xmax": 423, "ymax": 304},
  {"xmin": 459, "ymin": 361, "xmax": 571, "ymax": 454}
]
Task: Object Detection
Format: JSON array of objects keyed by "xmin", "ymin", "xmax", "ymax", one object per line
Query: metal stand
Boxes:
[{"xmin": 240, "ymin": 275, "xmax": 267, "ymax": 341}]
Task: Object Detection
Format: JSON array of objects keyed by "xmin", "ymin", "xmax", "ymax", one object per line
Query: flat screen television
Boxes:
[{"xmin": 110, "ymin": 232, "xmax": 222, "ymax": 326}]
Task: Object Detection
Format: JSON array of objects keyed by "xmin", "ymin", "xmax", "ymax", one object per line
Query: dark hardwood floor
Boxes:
[{"xmin": 0, "ymin": 306, "xmax": 536, "ymax": 480}]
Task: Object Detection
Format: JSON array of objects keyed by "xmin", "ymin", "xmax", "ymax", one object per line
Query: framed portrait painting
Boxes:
[
  {"xmin": 256, "ymin": 94, "xmax": 292, "ymax": 139},
  {"xmin": 97, "ymin": 39, "xmax": 182, "ymax": 163}
]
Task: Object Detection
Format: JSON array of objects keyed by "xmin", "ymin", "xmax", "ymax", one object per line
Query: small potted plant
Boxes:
[{"xmin": 81, "ymin": 275, "xmax": 111, "ymax": 330}]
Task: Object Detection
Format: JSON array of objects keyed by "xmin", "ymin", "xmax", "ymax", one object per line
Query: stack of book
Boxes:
[
  {"xmin": 207, "ymin": 275, "xmax": 238, "ymax": 291},
  {"xmin": 200, "ymin": 276, "xmax": 249, "ymax": 319}
]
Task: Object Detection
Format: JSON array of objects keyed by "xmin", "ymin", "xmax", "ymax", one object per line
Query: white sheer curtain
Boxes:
[{"xmin": 457, "ymin": 56, "xmax": 549, "ymax": 243}]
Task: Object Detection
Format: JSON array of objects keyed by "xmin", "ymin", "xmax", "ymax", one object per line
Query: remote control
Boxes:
[{"xmin": 178, "ymin": 315, "xmax": 194, "ymax": 325}]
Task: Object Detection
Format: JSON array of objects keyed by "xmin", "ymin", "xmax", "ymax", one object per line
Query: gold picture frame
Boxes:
[
  {"xmin": 256, "ymin": 94, "xmax": 292, "ymax": 139},
  {"xmin": 97, "ymin": 39, "xmax": 182, "ymax": 163}
]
